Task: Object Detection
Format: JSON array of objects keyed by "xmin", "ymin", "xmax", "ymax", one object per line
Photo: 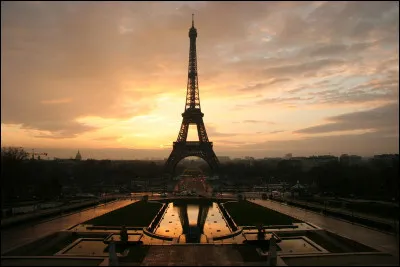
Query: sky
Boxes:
[{"xmin": 1, "ymin": 1, "xmax": 399, "ymax": 160}]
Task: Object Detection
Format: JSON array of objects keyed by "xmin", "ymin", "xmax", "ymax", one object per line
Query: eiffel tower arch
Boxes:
[{"xmin": 165, "ymin": 14, "xmax": 220, "ymax": 176}]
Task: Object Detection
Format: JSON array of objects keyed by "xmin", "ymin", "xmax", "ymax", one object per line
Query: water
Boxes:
[
  {"xmin": 154, "ymin": 202, "xmax": 231, "ymax": 243},
  {"xmin": 278, "ymin": 238, "xmax": 322, "ymax": 253},
  {"xmin": 187, "ymin": 204, "xmax": 200, "ymax": 225},
  {"xmin": 63, "ymin": 239, "xmax": 108, "ymax": 256}
]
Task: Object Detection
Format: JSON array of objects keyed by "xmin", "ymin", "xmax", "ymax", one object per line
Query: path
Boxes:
[
  {"xmin": 1, "ymin": 199, "xmax": 134, "ymax": 255},
  {"xmin": 140, "ymin": 245, "xmax": 244, "ymax": 266},
  {"xmin": 250, "ymin": 199, "xmax": 399, "ymax": 258},
  {"xmin": 285, "ymin": 198, "xmax": 396, "ymax": 225},
  {"xmin": 1, "ymin": 199, "xmax": 106, "ymax": 228}
]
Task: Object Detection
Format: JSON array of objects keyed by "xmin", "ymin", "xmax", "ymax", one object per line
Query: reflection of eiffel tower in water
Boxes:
[
  {"xmin": 165, "ymin": 14, "xmax": 219, "ymax": 176},
  {"xmin": 177, "ymin": 204, "xmax": 211, "ymax": 243}
]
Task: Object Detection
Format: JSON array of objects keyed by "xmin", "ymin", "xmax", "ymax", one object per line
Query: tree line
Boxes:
[{"xmin": 1, "ymin": 147, "xmax": 398, "ymax": 206}]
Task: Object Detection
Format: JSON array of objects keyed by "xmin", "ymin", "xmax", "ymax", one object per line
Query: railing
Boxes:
[
  {"xmin": 241, "ymin": 225, "xmax": 298, "ymax": 230},
  {"xmin": 212, "ymin": 228, "xmax": 243, "ymax": 241},
  {"xmin": 87, "ymin": 226, "xmax": 143, "ymax": 231},
  {"xmin": 148, "ymin": 203, "xmax": 168, "ymax": 232},
  {"xmin": 142, "ymin": 227, "xmax": 174, "ymax": 241},
  {"xmin": 218, "ymin": 202, "xmax": 238, "ymax": 232}
]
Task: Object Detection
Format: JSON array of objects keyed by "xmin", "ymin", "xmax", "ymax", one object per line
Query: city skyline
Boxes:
[
  {"xmin": 1, "ymin": 1, "xmax": 399, "ymax": 159},
  {"xmin": 17, "ymin": 147, "xmax": 398, "ymax": 161}
]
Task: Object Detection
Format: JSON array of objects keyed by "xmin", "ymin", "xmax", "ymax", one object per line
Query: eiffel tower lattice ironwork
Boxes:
[{"xmin": 165, "ymin": 14, "xmax": 219, "ymax": 175}]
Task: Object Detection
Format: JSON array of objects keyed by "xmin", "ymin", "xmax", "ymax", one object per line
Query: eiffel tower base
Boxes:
[{"xmin": 165, "ymin": 141, "xmax": 219, "ymax": 176}]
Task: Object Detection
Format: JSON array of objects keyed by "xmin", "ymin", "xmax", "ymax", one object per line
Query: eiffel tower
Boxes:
[{"xmin": 165, "ymin": 15, "xmax": 220, "ymax": 176}]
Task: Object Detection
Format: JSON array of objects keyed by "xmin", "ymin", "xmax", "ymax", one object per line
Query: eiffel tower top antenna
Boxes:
[{"xmin": 186, "ymin": 13, "xmax": 200, "ymax": 110}]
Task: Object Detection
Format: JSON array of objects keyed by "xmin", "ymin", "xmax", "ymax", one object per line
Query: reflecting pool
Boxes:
[{"xmin": 153, "ymin": 201, "xmax": 231, "ymax": 243}]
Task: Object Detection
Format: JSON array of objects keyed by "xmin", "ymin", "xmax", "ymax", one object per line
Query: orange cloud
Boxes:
[{"xmin": 1, "ymin": 1, "xmax": 398, "ymax": 157}]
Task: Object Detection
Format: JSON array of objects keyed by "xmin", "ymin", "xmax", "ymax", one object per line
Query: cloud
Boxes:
[
  {"xmin": 308, "ymin": 41, "xmax": 375, "ymax": 58},
  {"xmin": 257, "ymin": 96, "xmax": 314, "ymax": 105},
  {"xmin": 238, "ymin": 78, "xmax": 291, "ymax": 92},
  {"xmin": 41, "ymin": 98, "xmax": 73, "ymax": 105},
  {"xmin": 1, "ymin": 1, "xmax": 165, "ymax": 136},
  {"xmin": 269, "ymin": 130, "xmax": 285, "ymax": 134},
  {"xmin": 92, "ymin": 136, "xmax": 121, "ymax": 141},
  {"xmin": 263, "ymin": 59, "xmax": 346, "ymax": 78},
  {"xmin": 234, "ymin": 131, "xmax": 399, "ymax": 157},
  {"xmin": 294, "ymin": 103, "xmax": 399, "ymax": 135},
  {"xmin": 33, "ymin": 122, "xmax": 98, "ymax": 139},
  {"xmin": 300, "ymin": 1, "xmax": 398, "ymax": 44},
  {"xmin": 243, "ymin": 120, "xmax": 263, "ymax": 124},
  {"xmin": 1, "ymin": 1, "xmax": 398, "ymax": 156},
  {"xmin": 238, "ymin": 83, "xmax": 267, "ymax": 92},
  {"xmin": 268, "ymin": 72, "xmax": 399, "ymax": 106},
  {"xmin": 241, "ymin": 120, "xmax": 276, "ymax": 124},
  {"xmin": 309, "ymin": 44, "xmax": 348, "ymax": 57},
  {"xmin": 206, "ymin": 125, "xmax": 237, "ymax": 138}
]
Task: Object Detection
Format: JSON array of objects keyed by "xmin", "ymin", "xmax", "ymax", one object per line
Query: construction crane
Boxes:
[{"xmin": 27, "ymin": 149, "xmax": 48, "ymax": 160}]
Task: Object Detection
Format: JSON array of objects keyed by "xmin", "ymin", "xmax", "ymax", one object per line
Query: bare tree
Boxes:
[
  {"xmin": 1, "ymin": 146, "xmax": 28, "ymax": 162},
  {"xmin": 1, "ymin": 147, "xmax": 28, "ymax": 205}
]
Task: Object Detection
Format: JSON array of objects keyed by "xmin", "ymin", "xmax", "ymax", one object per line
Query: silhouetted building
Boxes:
[
  {"xmin": 75, "ymin": 150, "xmax": 82, "ymax": 161},
  {"xmin": 283, "ymin": 159, "xmax": 302, "ymax": 168},
  {"xmin": 340, "ymin": 154, "xmax": 362, "ymax": 165},
  {"xmin": 309, "ymin": 155, "xmax": 338, "ymax": 165},
  {"xmin": 285, "ymin": 153, "xmax": 292, "ymax": 159},
  {"xmin": 263, "ymin": 158, "xmax": 282, "ymax": 168},
  {"xmin": 218, "ymin": 156, "xmax": 231, "ymax": 163},
  {"xmin": 371, "ymin": 154, "xmax": 399, "ymax": 167},
  {"xmin": 291, "ymin": 157, "xmax": 313, "ymax": 171}
]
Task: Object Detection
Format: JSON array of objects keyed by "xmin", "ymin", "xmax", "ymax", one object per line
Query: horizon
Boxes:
[
  {"xmin": 4, "ymin": 146, "xmax": 396, "ymax": 161},
  {"xmin": 1, "ymin": 1, "xmax": 399, "ymax": 158}
]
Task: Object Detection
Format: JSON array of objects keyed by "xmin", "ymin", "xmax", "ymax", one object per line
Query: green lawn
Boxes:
[
  {"xmin": 224, "ymin": 201, "xmax": 302, "ymax": 226},
  {"xmin": 84, "ymin": 201, "xmax": 163, "ymax": 227}
]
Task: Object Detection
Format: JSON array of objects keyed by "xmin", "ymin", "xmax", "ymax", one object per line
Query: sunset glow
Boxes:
[{"xmin": 1, "ymin": 1, "xmax": 398, "ymax": 159}]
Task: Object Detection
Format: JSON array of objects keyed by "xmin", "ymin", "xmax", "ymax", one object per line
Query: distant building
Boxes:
[
  {"xmin": 309, "ymin": 155, "xmax": 338, "ymax": 165},
  {"xmin": 263, "ymin": 158, "xmax": 282, "ymax": 169},
  {"xmin": 371, "ymin": 154, "xmax": 399, "ymax": 167},
  {"xmin": 285, "ymin": 153, "xmax": 292, "ymax": 159},
  {"xmin": 244, "ymin": 156, "xmax": 255, "ymax": 166},
  {"xmin": 53, "ymin": 158, "xmax": 78, "ymax": 165},
  {"xmin": 218, "ymin": 156, "xmax": 231, "ymax": 163},
  {"xmin": 340, "ymin": 154, "xmax": 362, "ymax": 165},
  {"xmin": 75, "ymin": 150, "xmax": 82, "ymax": 161},
  {"xmin": 292, "ymin": 157, "xmax": 313, "ymax": 171},
  {"xmin": 286, "ymin": 159, "xmax": 302, "ymax": 168}
]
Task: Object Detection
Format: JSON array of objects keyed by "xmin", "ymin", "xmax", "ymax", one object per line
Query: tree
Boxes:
[
  {"xmin": 1, "ymin": 147, "xmax": 29, "ymax": 204},
  {"xmin": 1, "ymin": 146, "xmax": 28, "ymax": 162}
]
